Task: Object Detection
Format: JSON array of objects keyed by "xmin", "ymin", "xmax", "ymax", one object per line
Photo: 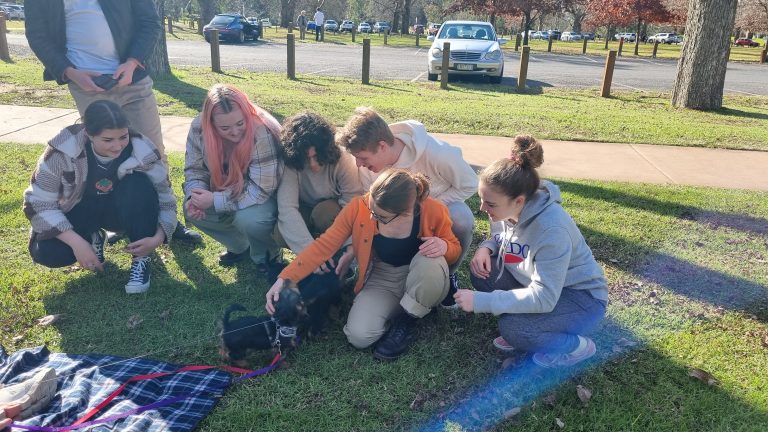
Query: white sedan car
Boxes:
[{"xmin": 427, "ymin": 21, "xmax": 506, "ymax": 83}]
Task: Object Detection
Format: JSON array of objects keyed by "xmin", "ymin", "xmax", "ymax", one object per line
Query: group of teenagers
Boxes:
[{"xmin": 22, "ymin": 83, "xmax": 608, "ymax": 368}]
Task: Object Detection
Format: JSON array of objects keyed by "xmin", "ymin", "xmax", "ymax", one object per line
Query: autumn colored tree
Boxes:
[
  {"xmin": 587, "ymin": 0, "xmax": 671, "ymax": 52},
  {"xmin": 447, "ymin": 0, "xmax": 559, "ymax": 45}
]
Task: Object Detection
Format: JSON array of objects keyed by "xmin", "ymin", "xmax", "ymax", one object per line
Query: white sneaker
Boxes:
[
  {"xmin": 0, "ymin": 367, "xmax": 57, "ymax": 420},
  {"xmin": 125, "ymin": 256, "xmax": 151, "ymax": 294},
  {"xmin": 533, "ymin": 336, "xmax": 597, "ymax": 368},
  {"xmin": 493, "ymin": 336, "xmax": 515, "ymax": 353}
]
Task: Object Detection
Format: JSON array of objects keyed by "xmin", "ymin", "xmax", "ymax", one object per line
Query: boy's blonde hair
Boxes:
[{"xmin": 336, "ymin": 107, "xmax": 395, "ymax": 153}]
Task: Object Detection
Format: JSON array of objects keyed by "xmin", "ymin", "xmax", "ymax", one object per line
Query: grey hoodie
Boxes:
[
  {"xmin": 358, "ymin": 120, "xmax": 478, "ymax": 204},
  {"xmin": 473, "ymin": 181, "xmax": 607, "ymax": 315}
]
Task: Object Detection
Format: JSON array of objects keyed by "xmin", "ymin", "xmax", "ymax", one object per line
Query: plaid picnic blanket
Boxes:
[{"xmin": 0, "ymin": 346, "xmax": 232, "ymax": 432}]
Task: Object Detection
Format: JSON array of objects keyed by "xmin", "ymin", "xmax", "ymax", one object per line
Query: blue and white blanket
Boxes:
[{"xmin": 0, "ymin": 346, "xmax": 232, "ymax": 431}]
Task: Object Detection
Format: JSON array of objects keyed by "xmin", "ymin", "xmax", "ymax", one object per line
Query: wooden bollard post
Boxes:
[
  {"xmin": 198, "ymin": 18, "xmax": 204, "ymax": 35},
  {"xmin": 167, "ymin": 16, "xmax": 174, "ymax": 34},
  {"xmin": 384, "ymin": 31, "xmax": 388, "ymax": 45},
  {"xmin": 582, "ymin": 37, "xmax": 588, "ymax": 54},
  {"xmin": 652, "ymin": 40, "xmax": 659, "ymax": 58},
  {"xmin": 601, "ymin": 50, "xmax": 617, "ymax": 98},
  {"xmin": 352, "ymin": 27, "xmax": 356, "ymax": 43},
  {"xmin": 362, "ymin": 38, "xmax": 370, "ymax": 84},
  {"xmin": 618, "ymin": 37, "xmax": 624, "ymax": 56},
  {"xmin": 547, "ymin": 35, "xmax": 554, "ymax": 52},
  {"xmin": 0, "ymin": 14, "xmax": 9, "ymax": 62},
  {"xmin": 761, "ymin": 48, "xmax": 767, "ymax": 64},
  {"xmin": 515, "ymin": 34, "xmax": 521, "ymax": 52},
  {"xmin": 416, "ymin": 32, "xmax": 420, "ymax": 47},
  {"xmin": 287, "ymin": 33, "xmax": 296, "ymax": 79},
  {"xmin": 518, "ymin": 46, "xmax": 530, "ymax": 91},
  {"xmin": 440, "ymin": 42, "xmax": 451, "ymax": 90},
  {"xmin": 210, "ymin": 29, "xmax": 221, "ymax": 73}
]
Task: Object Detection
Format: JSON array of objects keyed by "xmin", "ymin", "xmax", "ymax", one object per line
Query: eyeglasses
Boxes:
[{"xmin": 365, "ymin": 200, "xmax": 400, "ymax": 225}]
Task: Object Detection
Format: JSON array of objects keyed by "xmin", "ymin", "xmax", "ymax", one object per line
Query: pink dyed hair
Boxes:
[{"xmin": 201, "ymin": 84, "xmax": 282, "ymax": 196}]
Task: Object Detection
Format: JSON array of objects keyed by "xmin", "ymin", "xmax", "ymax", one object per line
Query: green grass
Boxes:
[
  {"xmin": 1, "ymin": 144, "xmax": 767, "ymax": 431},
  {"xmin": 2, "ymin": 57, "xmax": 768, "ymax": 151}
]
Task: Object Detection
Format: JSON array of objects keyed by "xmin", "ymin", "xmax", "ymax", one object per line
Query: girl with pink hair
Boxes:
[{"xmin": 183, "ymin": 84, "xmax": 283, "ymax": 270}]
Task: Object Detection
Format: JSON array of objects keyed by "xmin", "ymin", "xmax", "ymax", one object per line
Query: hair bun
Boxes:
[{"xmin": 511, "ymin": 135, "xmax": 544, "ymax": 169}]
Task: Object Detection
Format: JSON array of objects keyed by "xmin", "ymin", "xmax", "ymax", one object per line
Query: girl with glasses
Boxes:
[{"xmin": 266, "ymin": 168, "xmax": 460, "ymax": 360}]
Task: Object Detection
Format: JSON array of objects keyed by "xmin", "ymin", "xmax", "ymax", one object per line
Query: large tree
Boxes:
[
  {"xmin": 147, "ymin": 0, "xmax": 171, "ymax": 77},
  {"xmin": 447, "ymin": 0, "xmax": 558, "ymax": 45},
  {"xmin": 563, "ymin": 0, "xmax": 588, "ymax": 33},
  {"xmin": 587, "ymin": 0, "xmax": 671, "ymax": 53},
  {"xmin": 671, "ymin": 0, "xmax": 737, "ymax": 109}
]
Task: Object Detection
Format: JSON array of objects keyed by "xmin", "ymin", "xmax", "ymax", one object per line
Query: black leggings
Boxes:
[{"xmin": 29, "ymin": 173, "xmax": 159, "ymax": 268}]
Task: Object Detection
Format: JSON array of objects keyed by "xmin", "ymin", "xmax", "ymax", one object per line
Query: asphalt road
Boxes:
[{"xmin": 6, "ymin": 34, "xmax": 767, "ymax": 95}]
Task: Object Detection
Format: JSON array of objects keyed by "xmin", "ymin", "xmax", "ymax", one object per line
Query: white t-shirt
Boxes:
[
  {"xmin": 313, "ymin": 10, "xmax": 325, "ymax": 26},
  {"xmin": 64, "ymin": 0, "xmax": 120, "ymax": 74}
]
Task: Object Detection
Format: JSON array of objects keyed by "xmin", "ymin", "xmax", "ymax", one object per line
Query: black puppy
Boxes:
[
  {"xmin": 219, "ymin": 285, "xmax": 306, "ymax": 366},
  {"xmin": 265, "ymin": 252, "xmax": 342, "ymax": 336}
]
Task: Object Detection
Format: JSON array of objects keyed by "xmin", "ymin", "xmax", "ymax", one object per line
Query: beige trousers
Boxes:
[
  {"xmin": 344, "ymin": 254, "xmax": 449, "ymax": 349},
  {"xmin": 273, "ymin": 199, "xmax": 341, "ymax": 249}
]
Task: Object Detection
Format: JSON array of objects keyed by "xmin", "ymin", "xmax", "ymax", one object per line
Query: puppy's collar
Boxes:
[{"xmin": 270, "ymin": 317, "xmax": 298, "ymax": 353}]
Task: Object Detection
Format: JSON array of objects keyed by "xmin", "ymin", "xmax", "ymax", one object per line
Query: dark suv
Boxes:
[{"xmin": 204, "ymin": 14, "xmax": 260, "ymax": 43}]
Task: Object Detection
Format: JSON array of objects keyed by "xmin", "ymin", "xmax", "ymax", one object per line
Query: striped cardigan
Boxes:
[{"xmin": 23, "ymin": 124, "xmax": 178, "ymax": 242}]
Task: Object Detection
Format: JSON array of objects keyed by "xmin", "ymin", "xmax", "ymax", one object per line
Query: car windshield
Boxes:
[
  {"xmin": 327, "ymin": 20, "xmax": 336, "ymax": 24},
  {"xmin": 439, "ymin": 24, "xmax": 495, "ymax": 40},
  {"xmin": 211, "ymin": 15, "xmax": 235, "ymax": 25}
]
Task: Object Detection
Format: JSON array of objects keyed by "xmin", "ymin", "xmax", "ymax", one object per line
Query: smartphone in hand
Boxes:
[{"xmin": 92, "ymin": 74, "xmax": 118, "ymax": 91}]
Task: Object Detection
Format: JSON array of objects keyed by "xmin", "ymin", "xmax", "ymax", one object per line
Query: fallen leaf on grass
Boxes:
[
  {"xmin": 410, "ymin": 393, "xmax": 427, "ymax": 410},
  {"xmin": 503, "ymin": 407, "xmax": 521, "ymax": 419},
  {"xmin": 37, "ymin": 314, "xmax": 64, "ymax": 326},
  {"xmin": 609, "ymin": 259, "xmax": 619, "ymax": 264},
  {"xmin": 12, "ymin": 335, "xmax": 24, "ymax": 343},
  {"xmin": 688, "ymin": 368, "xmax": 719, "ymax": 386},
  {"xmin": 543, "ymin": 393, "xmax": 557, "ymax": 407},
  {"xmin": 501, "ymin": 357, "xmax": 517, "ymax": 369},
  {"xmin": 763, "ymin": 334, "xmax": 768, "ymax": 349},
  {"xmin": 127, "ymin": 315, "xmax": 143, "ymax": 330},
  {"xmin": 555, "ymin": 417, "xmax": 565, "ymax": 428},
  {"xmin": 576, "ymin": 385, "xmax": 592, "ymax": 404}
]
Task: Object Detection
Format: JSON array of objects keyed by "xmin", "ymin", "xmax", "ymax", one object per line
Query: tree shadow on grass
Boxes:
[
  {"xmin": 715, "ymin": 107, "xmax": 768, "ymax": 122},
  {"xmin": 152, "ymin": 73, "xmax": 208, "ymax": 113}
]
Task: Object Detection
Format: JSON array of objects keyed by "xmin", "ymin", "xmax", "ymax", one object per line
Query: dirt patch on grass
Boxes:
[{"xmin": 694, "ymin": 211, "xmax": 768, "ymax": 237}]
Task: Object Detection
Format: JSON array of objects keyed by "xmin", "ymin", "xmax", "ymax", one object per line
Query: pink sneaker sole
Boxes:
[{"xmin": 493, "ymin": 336, "xmax": 515, "ymax": 352}]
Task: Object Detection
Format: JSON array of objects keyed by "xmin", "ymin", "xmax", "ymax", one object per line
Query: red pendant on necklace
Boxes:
[{"xmin": 95, "ymin": 178, "xmax": 113, "ymax": 193}]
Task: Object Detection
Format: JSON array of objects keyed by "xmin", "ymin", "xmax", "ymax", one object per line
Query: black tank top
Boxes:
[{"xmin": 372, "ymin": 210, "xmax": 422, "ymax": 267}]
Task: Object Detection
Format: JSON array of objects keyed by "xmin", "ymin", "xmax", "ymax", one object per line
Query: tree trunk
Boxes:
[
  {"xmin": 604, "ymin": 24, "xmax": 613, "ymax": 49},
  {"xmin": 523, "ymin": 12, "xmax": 531, "ymax": 46},
  {"xmin": 198, "ymin": 0, "xmax": 215, "ymax": 26},
  {"xmin": 672, "ymin": 0, "xmax": 737, "ymax": 109},
  {"xmin": 401, "ymin": 0, "xmax": 412, "ymax": 34},
  {"xmin": 634, "ymin": 18, "xmax": 641, "ymax": 55},
  {"xmin": 570, "ymin": 11, "xmax": 586, "ymax": 33},
  {"xmin": 280, "ymin": 0, "xmax": 296, "ymax": 28},
  {"xmin": 147, "ymin": 0, "xmax": 171, "ymax": 77}
]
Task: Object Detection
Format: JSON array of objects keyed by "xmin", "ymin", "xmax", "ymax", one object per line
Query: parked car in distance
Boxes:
[
  {"xmin": 560, "ymin": 31, "xmax": 582, "ymax": 41},
  {"xmin": 545, "ymin": 30, "xmax": 562, "ymax": 40},
  {"xmin": 427, "ymin": 20, "xmax": 506, "ymax": 84},
  {"xmin": 615, "ymin": 32, "xmax": 637, "ymax": 42},
  {"xmin": 204, "ymin": 14, "xmax": 260, "ymax": 43},
  {"xmin": 357, "ymin": 22, "xmax": 372, "ymax": 33},
  {"xmin": 324, "ymin": 19, "xmax": 338, "ymax": 32},
  {"xmin": 734, "ymin": 38, "xmax": 760, "ymax": 47},
  {"xmin": 340, "ymin": 20, "xmax": 354, "ymax": 32},
  {"xmin": 413, "ymin": 24, "xmax": 424, "ymax": 35},
  {"xmin": 1, "ymin": 4, "xmax": 23, "ymax": 19},
  {"xmin": 531, "ymin": 31, "xmax": 549, "ymax": 40},
  {"xmin": 307, "ymin": 21, "xmax": 317, "ymax": 31},
  {"xmin": 520, "ymin": 30, "xmax": 536, "ymax": 39},
  {"xmin": 260, "ymin": 18, "xmax": 271, "ymax": 27},
  {"xmin": 374, "ymin": 21, "xmax": 390, "ymax": 33},
  {"xmin": 428, "ymin": 23, "xmax": 441, "ymax": 36},
  {"xmin": 648, "ymin": 33, "xmax": 680, "ymax": 44},
  {"xmin": 581, "ymin": 32, "xmax": 596, "ymax": 40}
]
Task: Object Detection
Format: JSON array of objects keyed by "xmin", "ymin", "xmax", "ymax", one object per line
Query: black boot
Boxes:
[
  {"xmin": 219, "ymin": 248, "xmax": 250, "ymax": 267},
  {"xmin": 373, "ymin": 313, "xmax": 417, "ymax": 361},
  {"xmin": 172, "ymin": 223, "xmax": 203, "ymax": 245}
]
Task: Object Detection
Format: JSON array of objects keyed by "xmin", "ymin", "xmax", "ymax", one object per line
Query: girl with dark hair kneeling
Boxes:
[
  {"xmin": 454, "ymin": 136, "xmax": 608, "ymax": 368},
  {"xmin": 23, "ymin": 100, "xmax": 179, "ymax": 294},
  {"xmin": 266, "ymin": 169, "xmax": 460, "ymax": 360}
]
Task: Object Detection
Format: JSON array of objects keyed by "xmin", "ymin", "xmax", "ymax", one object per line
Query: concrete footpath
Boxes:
[{"xmin": 2, "ymin": 104, "xmax": 768, "ymax": 191}]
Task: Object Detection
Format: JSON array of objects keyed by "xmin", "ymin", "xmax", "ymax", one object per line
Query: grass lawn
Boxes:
[
  {"xmin": 1, "ymin": 144, "xmax": 766, "ymax": 431},
  {"xmin": 1, "ymin": 58, "xmax": 768, "ymax": 151}
]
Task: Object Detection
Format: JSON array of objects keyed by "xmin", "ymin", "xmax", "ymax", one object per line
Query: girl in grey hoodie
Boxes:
[{"xmin": 453, "ymin": 136, "xmax": 608, "ymax": 368}]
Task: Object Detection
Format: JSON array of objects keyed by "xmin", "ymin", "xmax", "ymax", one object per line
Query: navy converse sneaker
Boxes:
[
  {"xmin": 125, "ymin": 256, "xmax": 151, "ymax": 294},
  {"xmin": 440, "ymin": 273, "xmax": 461, "ymax": 309},
  {"xmin": 91, "ymin": 229, "xmax": 106, "ymax": 264}
]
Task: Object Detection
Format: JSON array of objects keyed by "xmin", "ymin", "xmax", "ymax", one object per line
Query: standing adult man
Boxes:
[
  {"xmin": 24, "ymin": 0, "xmax": 201, "ymax": 243},
  {"xmin": 313, "ymin": 7, "xmax": 325, "ymax": 42},
  {"xmin": 336, "ymin": 107, "xmax": 478, "ymax": 309},
  {"xmin": 296, "ymin": 10, "xmax": 308, "ymax": 41}
]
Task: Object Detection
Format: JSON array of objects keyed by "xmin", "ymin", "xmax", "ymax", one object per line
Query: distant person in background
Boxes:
[
  {"xmin": 24, "ymin": 0, "xmax": 201, "ymax": 244},
  {"xmin": 313, "ymin": 7, "xmax": 325, "ymax": 41},
  {"xmin": 296, "ymin": 10, "xmax": 307, "ymax": 40},
  {"xmin": 183, "ymin": 84, "xmax": 283, "ymax": 271}
]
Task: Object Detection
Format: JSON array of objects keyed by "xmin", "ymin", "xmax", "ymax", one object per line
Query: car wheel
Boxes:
[
  {"xmin": 237, "ymin": 31, "xmax": 245, "ymax": 44},
  {"xmin": 427, "ymin": 72, "xmax": 438, "ymax": 81}
]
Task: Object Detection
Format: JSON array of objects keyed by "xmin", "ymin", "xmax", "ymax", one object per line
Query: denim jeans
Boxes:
[
  {"xmin": 446, "ymin": 201, "xmax": 474, "ymax": 275},
  {"xmin": 471, "ymin": 260, "xmax": 606, "ymax": 354}
]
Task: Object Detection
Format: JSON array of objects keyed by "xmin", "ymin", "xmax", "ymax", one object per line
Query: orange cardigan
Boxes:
[{"xmin": 279, "ymin": 194, "xmax": 461, "ymax": 294}]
